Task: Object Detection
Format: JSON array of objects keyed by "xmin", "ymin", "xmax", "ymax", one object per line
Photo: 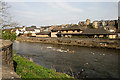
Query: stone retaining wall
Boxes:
[{"xmin": 16, "ymin": 37, "xmax": 120, "ymax": 49}]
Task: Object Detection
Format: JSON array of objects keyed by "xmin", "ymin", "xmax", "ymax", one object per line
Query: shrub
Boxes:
[{"xmin": 2, "ymin": 30, "xmax": 17, "ymax": 41}]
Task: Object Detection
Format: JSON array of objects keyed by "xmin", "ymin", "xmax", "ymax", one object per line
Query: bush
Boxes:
[{"xmin": 2, "ymin": 30, "xmax": 17, "ymax": 41}]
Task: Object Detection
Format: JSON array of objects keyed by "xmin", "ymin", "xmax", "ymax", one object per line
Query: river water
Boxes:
[{"xmin": 13, "ymin": 41, "xmax": 119, "ymax": 79}]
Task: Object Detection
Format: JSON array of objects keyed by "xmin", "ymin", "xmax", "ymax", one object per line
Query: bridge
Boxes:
[{"xmin": 0, "ymin": 39, "xmax": 21, "ymax": 80}]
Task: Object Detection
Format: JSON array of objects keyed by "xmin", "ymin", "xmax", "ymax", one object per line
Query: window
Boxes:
[{"xmin": 77, "ymin": 30, "xmax": 80, "ymax": 32}]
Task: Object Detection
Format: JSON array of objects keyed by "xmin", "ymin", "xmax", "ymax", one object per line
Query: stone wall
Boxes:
[
  {"xmin": 16, "ymin": 37, "xmax": 120, "ymax": 49},
  {"xmin": 0, "ymin": 40, "xmax": 13, "ymax": 70}
]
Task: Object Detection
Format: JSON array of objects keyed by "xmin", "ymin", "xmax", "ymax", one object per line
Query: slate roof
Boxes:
[
  {"xmin": 82, "ymin": 28, "xmax": 115, "ymax": 35},
  {"xmin": 57, "ymin": 27, "xmax": 116, "ymax": 35},
  {"xmin": 15, "ymin": 27, "xmax": 23, "ymax": 29},
  {"xmin": 51, "ymin": 26, "xmax": 85, "ymax": 32},
  {"xmin": 60, "ymin": 26, "xmax": 84, "ymax": 31},
  {"xmin": 51, "ymin": 27, "xmax": 61, "ymax": 32},
  {"xmin": 26, "ymin": 27, "xmax": 35, "ymax": 31},
  {"xmin": 36, "ymin": 31, "xmax": 51, "ymax": 35}
]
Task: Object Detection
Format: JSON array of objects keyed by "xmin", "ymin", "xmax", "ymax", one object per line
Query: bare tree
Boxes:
[{"xmin": 0, "ymin": 1, "xmax": 18, "ymax": 29}]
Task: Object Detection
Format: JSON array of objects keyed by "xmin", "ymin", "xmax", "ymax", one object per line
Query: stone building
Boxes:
[
  {"xmin": 86, "ymin": 19, "xmax": 91, "ymax": 26},
  {"xmin": 108, "ymin": 20, "xmax": 115, "ymax": 26},
  {"xmin": 92, "ymin": 20, "xmax": 99, "ymax": 28},
  {"xmin": 57, "ymin": 26, "xmax": 84, "ymax": 37},
  {"xmin": 80, "ymin": 27, "xmax": 117, "ymax": 39},
  {"xmin": 102, "ymin": 21, "xmax": 106, "ymax": 26},
  {"xmin": 51, "ymin": 27, "xmax": 61, "ymax": 37},
  {"xmin": 36, "ymin": 31, "xmax": 51, "ymax": 37},
  {"xmin": 78, "ymin": 21, "xmax": 85, "ymax": 26}
]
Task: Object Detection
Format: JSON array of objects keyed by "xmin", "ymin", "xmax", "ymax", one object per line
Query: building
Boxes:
[
  {"xmin": 86, "ymin": 19, "xmax": 91, "ymax": 26},
  {"xmin": 40, "ymin": 26, "xmax": 51, "ymax": 32},
  {"xmin": 92, "ymin": 20, "xmax": 99, "ymax": 29},
  {"xmin": 78, "ymin": 21, "xmax": 85, "ymax": 26},
  {"xmin": 57, "ymin": 26, "xmax": 84, "ymax": 37},
  {"xmin": 104, "ymin": 26, "xmax": 117, "ymax": 33},
  {"xmin": 23, "ymin": 26, "xmax": 40, "ymax": 37},
  {"xmin": 51, "ymin": 27, "xmax": 61, "ymax": 37},
  {"xmin": 36, "ymin": 31, "xmax": 51, "ymax": 37},
  {"xmin": 102, "ymin": 21, "xmax": 106, "ymax": 26},
  {"xmin": 81, "ymin": 27, "xmax": 117, "ymax": 39}
]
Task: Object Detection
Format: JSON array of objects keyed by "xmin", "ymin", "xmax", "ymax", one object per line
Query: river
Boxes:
[{"xmin": 13, "ymin": 41, "xmax": 119, "ymax": 79}]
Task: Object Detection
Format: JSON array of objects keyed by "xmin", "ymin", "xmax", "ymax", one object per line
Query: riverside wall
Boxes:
[
  {"xmin": 16, "ymin": 37, "xmax": 120, "ymax": 49},
  {"xmin": 0, "ymin": 39, "xmax": 13, "ymax": 70},
  {"xmin": 0, "ymin": 39, "xmax": 22, "ymax": 80}
]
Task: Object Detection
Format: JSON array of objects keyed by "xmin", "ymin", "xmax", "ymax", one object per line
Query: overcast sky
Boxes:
[{"xmin": 8, "ymin": 2, "xmax": 118, "ymax": 27}]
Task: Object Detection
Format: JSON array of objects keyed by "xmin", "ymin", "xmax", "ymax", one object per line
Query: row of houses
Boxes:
[
  {"xmin": 51, "ymin": 26, "xmax": 118, "ymax": 39},
  {"xmin": 3, "ymin": 18, "xmax": 120, "ymax": 39},
  {"xmin": 3, "ymin": 25, "xmax": 119, "ymax": 39}
]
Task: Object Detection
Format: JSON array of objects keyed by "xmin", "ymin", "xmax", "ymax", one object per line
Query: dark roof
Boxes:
[
  {"xmin": 51, "ymin": 27, "xmax": 61, "ymax": 32},
  {"xmin": 60, "ymin": 26, "xmax": 84, "ymax": 31},
  {"xmin": 41, "ymin": 26, "xmax": 51, "ymax": 28},
  {"xmin": 52, "ymin": 26, "xmax": 85, "ymax": 32},
  {"xmin": 57, "ymin": 33, "xmax": 82, "ymax": 35},
  {"xmin": 36, "ymin": 31, "xmax": 50, "ymax": 35},
  {"xmin": 26, "ymin": 27, "xmax": 35, "ymax": 31},
  {"xmin": 57, "ymin": 27, "xmax": 116, "ymax": 35},
  {"xmin": 31, "ymin": 26, "xmax": 36, "ymax": 28},
  {"xmin": 82, "ymin": 28, "xmax": 114, "ymax": 35},
  {"xmin": 15, "ymin": 27, "xmax": 23, "ymax": 29},
  {"xmin": 35, "ymin": 28, "xmax": 40, "ymax": 29}
]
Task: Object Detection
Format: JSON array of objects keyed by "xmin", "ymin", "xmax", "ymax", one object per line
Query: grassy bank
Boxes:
[{"xmin": 13, "ymin": 55, "xmax": 74, "ymax": 80}]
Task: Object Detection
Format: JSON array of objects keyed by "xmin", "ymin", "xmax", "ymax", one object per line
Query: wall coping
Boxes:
[{"xmin": 0, "ymin": 39, "xmax": 12, "ymax": 49}]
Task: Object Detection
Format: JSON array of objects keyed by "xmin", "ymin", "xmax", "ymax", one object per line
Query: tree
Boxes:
[
  {"xmin": 0, "ymin": 1, "xmax": 10, "ymax": 28},
  {"xmin": 0, "ymin": 1, "xmax": 18, "ymax": 29},
  {"xmin": 0, "ymin": 1, "xmax": 18, "ymax": 40}
]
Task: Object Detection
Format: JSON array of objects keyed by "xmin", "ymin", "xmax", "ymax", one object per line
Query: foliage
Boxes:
[
  {"xmin": 2, "ymin": 30, "xmax": 16, "ymax": 41},
  {"xmin": 13, "ymin": 55, "xmax": 74, "ymax": 80}
]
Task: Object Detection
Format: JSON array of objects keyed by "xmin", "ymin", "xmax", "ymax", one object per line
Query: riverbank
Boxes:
[
  {"xmin": 16, "ymin": 37, "xmax": 120, "ymax": 49},
  {"xmin": 13, "ymin": 55, "xmax": 73, "ymax": 80}
]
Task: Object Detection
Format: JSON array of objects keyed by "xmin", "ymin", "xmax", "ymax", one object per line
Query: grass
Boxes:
[{"xmin": 13, "ymin": 55, "xmax": 74, "ymax": 80}]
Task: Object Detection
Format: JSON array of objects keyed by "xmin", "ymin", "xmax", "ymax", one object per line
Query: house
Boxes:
[
  {"xmin": 36, "ymin": 31, "xmax": 51, "ymax": 37},
  {"xmin": 22, "ymin": 26, "xmax": 40, "ymax": 37},
  {"xmin": 40, "ymin": 26, "xmax": 51, "ymax": 32},
  {"xmin": 34, "ymin": 28, "xmax": 40, "ymax": 33},
  {"xmin": 117, "ymin": 27, "xmax": 120, "ymax": 39},
  {"xmin": 101, "ymin": 21, "xmax": 106, "ymax": 26},
  {"xmin": 81, "ymin": 27, "xmax": 117, "ymax": 39},
  {"xmin": 3, "ymin": 27, "xmax": 24, "ymax": 36},
  {"xmin": 92, "ymin": 20, "xmax": 99, "ymax": 29},
  {"xmin": 86, "ymin": 19, "xmax": 91, "ymax": 26},
  {"xmin": 104, "ymin": 26, "xmax": 117, "ymax": 33},
  {"xmin": 57, "ymin": 26, "xmax": 84, "ymax": 37},
  {"xmin": 13, "ymin": 26, "xmax": 26, "ymax": 36},
  {"xmin": 24, "ymin": 27, "xmax": 36, "ymax": 37},
  {"xmin": 51, "ymin": 27, "xmax": 61, "ymax": 37},
  {"xmin": 78, "ymin": 21, "xmax": 86, "ymax": 26}
]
